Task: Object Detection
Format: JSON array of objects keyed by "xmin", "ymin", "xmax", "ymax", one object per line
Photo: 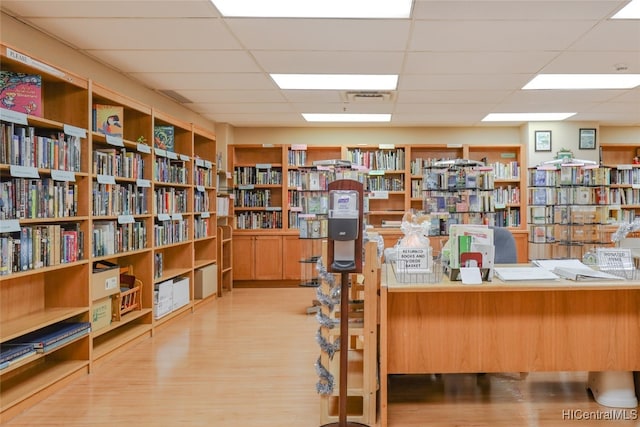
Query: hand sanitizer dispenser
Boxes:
[{"xmin": 328, "ymin": 189, "xmax": 360, "ymax": 272}]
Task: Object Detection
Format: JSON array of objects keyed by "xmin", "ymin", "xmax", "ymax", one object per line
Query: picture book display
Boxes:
[
  {"xmin": 0, "ymin": 71, "xmax": 42, "ymax": 117},
  {"xmin": 93, "ymin": 104, "xmax": 124, "ymax": 137},
  {"xmin": 154, "ymin": 125, "xmax": 175, "ymax": 152}
]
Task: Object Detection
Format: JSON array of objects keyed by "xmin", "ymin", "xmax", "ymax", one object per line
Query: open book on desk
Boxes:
[
  {"xmin": 551, "ymin": 266, "xmax": 624, "ymax": 281},
  {"xmin": 494, "ymin": 266, "xmax": 559, "ymax": 281}
]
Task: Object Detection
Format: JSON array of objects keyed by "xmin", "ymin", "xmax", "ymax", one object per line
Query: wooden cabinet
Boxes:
[{"xmin": 232, "ymin": 234, "xmax": 283, "ymax": 281}]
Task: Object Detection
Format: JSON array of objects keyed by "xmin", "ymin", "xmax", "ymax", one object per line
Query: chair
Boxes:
[{"xmin": 490, "ymin": 226, "xmax": 517, "ymax": 264}]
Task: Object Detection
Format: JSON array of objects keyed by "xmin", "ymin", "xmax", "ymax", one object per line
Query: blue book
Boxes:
[
  {"xmin": 0, "ymin": 343, "xmax": 35, "ymax": 364},
  {"xmin": 9, "ymin": 322, "xmax": 91, "ymax": 350}
]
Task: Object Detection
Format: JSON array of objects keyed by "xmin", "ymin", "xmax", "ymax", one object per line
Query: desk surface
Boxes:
[{"xmin": 382, "ymin": 263, "xmax": 640, "ymax": 292}]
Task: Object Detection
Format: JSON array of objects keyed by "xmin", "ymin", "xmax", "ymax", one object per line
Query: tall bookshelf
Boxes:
[
  {"xmin": 89, "ymin": 82, "xmax": 154, "ymax": 363},
  {"xmin": 601, "ymin": 143, "xmax": 640, "ymax": 224},
  {"xmin": 0, "ymin": 43, "xmax": 218, "ymax": 421},
  {"xmin": 1, "ymin": 43, "xmax": 92, "ymax": 422}
]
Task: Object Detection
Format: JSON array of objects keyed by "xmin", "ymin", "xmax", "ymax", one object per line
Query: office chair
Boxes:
[{"xmin": 490, "ymin": 226, "xmax": 517, "ymax": 264}]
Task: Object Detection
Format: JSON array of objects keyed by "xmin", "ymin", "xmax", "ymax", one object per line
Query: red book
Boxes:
[{"xmin": 0, "ymin": 72, "xmax": 43, "ymax": 117}]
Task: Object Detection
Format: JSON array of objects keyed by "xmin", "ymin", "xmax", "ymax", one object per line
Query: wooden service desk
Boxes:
[{"xmin": 379, "ymin": 264, "xmax": 640, "ymax": 427}]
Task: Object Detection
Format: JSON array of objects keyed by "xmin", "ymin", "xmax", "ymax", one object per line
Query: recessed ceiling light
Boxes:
[
  {"xmin": 303, "ymin": 113, "xmax": 391, "ymax": 122},
  {"xmin": 523, "ymin": 74, "xmax": 640, "ymax": 90},
  {"xmin": 210, "ymin": 0, "xmax": 413, "ymax": 18},
  {"xmin": 271, "ymin": 74, "xmax": 398, "ymax": 90},
  {"xmin": 612, "ymin": 0, "xmax": 640, "ymax": 19},
  {"xmin": 482, "ymin": 113, "xmax": 576, "ymax": 122}
]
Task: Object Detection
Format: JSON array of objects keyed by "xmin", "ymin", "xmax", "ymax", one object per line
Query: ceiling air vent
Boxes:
[
  {"xmin": 342, "ymin": 91, "xmax": 394, "ymax": 103},
  {"xmin": 158, "ymin": 89, "xmax": 193, "ymax": 104}
]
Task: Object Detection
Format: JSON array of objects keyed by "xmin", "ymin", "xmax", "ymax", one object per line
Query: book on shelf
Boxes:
[
  {"xmin": 154, "ymin": 125, "xmax": 175, "ymax": 152},
  {"xmin": 93, "ymin": 104, "xmax": 124, "ymax": 137},
  {"xmin": 6, "ymin": 322, "xmax": 91, "ymax": 353},
  {"xmin": 0, "ymin": 71, "xmax": 42, "ymax": 117}
]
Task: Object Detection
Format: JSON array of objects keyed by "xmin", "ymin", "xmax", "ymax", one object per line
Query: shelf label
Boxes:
[
  {"xmin": 298, "ymin": 213, "xmax": 316, "ymax": 219},
  {"xmin": 171, "ymin": 213, "xmax": 183, "ymax": 221},
  {"xmin": 238, "ymin": 184, "xmax": 254, "ymax": 190},
  {"xmin": 290, "ymin": 206, "xmax": 303, "ymax": 212},
  {"xmin": 106, "ymin": 135, "xmax": 124, "ymax": 147},
  {"xmin": 137, "ymin": 143, "xmax": 151, "ymax": 154},
  {"xmin": 291, "ymin": 144, "xmax": 307, "ymax": 151},
  {"xmin": 265, "ymin": 207, "xmax": 282, "ymax": 211},
  {"xmin": 51, "ymin": 170, "xmax": 76, "ymax": 182},
  {"xmin": 633, "ymin": 184, "xmax": 640, "ymax": 189},
  {"xmin": 154, "ymin": 148, "xmax": 167, "ymax": 157},
  {"xmin": 229, "ymin": 194, "xmax": 235, "ymax": 200},
  {"xmin": 378, "ymin": 143, "xmax": 395, "ymax": 150},
  {"xmin": 180, "ymin": 154, "xmax": 190, "ymax": 162},
  {"xmin": 97, "ymin": 174, "xmax": 116, "ymax": 184},
  {"xmin": 618, "ymin": 164, "xmax": 633, "ymax": 170},
  {"xmin": 262, "ymin": 144, "xmax": 274, "ymax": 147},
  {"xmin": 369, "ymin": 170, "xmax": 385, "ymax": 176},
  {"xmin": 195, "ymin": 158, "xmax": 204, "ymax": 167},
  {"xmin": 7, "ymin": 48, "xmax": 66, "ymax": 77},
  {"xmin": 0, "ymin": 219, "xmax": 21, "ymax": 233},
  {"xmin": 157, "ymin": 213, "xmax": 171, "ymax": 221},
  {"xmin": 500, "ymin": 153, "xmax": 516, "ymax": 159},
  {"xmin": 136, "ymin": 179, "xmax": 151, "ymax": 188},
  {"xmin": 118, "ymin": 215, "xmax": 135, "ymax": 224},
  {"xmin": 495, "ymin": 202, "xmax": 506, "ymax": 209},
  {"xmin": 63, "ymin": 124, "xmax": 87, "ymax": 138},
  {"xmin": 201, "ymin": 211, "xmax": 211, "ymax": 218},
  {"xmin": 196, "ymin": 185, "xmax": 205, "ymax": 192},
  {"xmin": 204, "ymin": 160, "xmax": 212, "ymax": 169},
  {"xmin": 226, "ymin": 171, "xmax": 232, "ymax": 179},
  {"xmin": 166, "ymin": 151, "xmax": 178, "ymax": 160},
  {"xmin": 10, "ymin": 165, "xmax": 39, "ymax": 178},
  {"xmin": 446, "ymin": 143, "xmax": 463, "ymax": 148},
  {"xmin": 0, "ymin": 108, "xmax": 28, "ymax": 125},
  {"xmin": 256, "ymin": 163, "xmax": 271, "ymax": 169},
  {"xmin": 351, "ymin": 164, "xmax": 368, "ymax": 171},
  {"xmin": 369, "ymin": 190, "xmax": 389, "ymax": 199}
]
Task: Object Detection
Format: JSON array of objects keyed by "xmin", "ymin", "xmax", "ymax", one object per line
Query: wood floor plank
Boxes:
[{"xmin": 3, "ymin": 288, "xmax": 638, "ymax": 426}]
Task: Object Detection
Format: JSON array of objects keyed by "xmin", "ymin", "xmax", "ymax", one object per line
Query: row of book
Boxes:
[
  {"xmin": 1, "ymin": 178, "xmax": 78, "ymax": 220},
  {"xmin": 153, "ymin": 187, "xmax": 189, "ymax": 214},
  {"xmin": 528, "ymin": 187, "xmax": 611, "ymax": 206},
  {"xmin": 610, "ymin": 166, "xmax": 640, "ymax": 186},
  {"xmin": 529, "ymin": 224, "xmax": 610, "ymax": 244},
  {"xmin": 194, "ymin": 166, "xmax": 214, "ymax": 187},
  {"xmin": 193, "ymin": 190, "xmax": 210, "ymax": 213},
  {"xmin": 153, "ymin": 157, "xmax": 188, "ymax": 184},
  {"xmin": 234, "ymin": 189, "xmax": 272, "ymax": 208},
  {"xmin": 365, "ymin": 175, "xmax": 405, "ymax": 192},
  {"xmin": 346, "ymin": 148, "xmax": 405, "ymax": 171},
  {"xmin": 194, "ymin": 216, "xmax": 211, "ymax": 239},
  {"xmin": 92, "ymin": 182, "xmax": 148, "ymax": 216},
  {"xmin": 530, "ymin": 166, "xmax": 611, "ymax": 187},
  {"xmin": 93, "ymin": 147, "xmax": 145, "ymax": 179},
  {"xmin": 234, "ymin": 211, "xmax": 283, "ymax": 230},
  {"xmin": 92, "ymin": 220, "xmax": 147, "ymax": 257},
  {"xmin": 424, "ymin": 169, "xmax": 495, "ymax": 191},
  {"xmin": 234, "ymin": 166, "xmax": 283, "ymax": 186},
  {"xmin": 287, "ymin": 170, "xmax": 332, "ymax": 190},
  {"xmin": 1, "ymin": 123, "xmax": 82, "ymax": 171},
  {"xmin": 610, "ymin": 187, "xmax": 640, "ymax": 206},
  {"xmin": 0, "ymin": 224, "xmax": 83, "ymax": 275},
  {"xmin": 154, "ymin": 219, "xmax": 189, "ymax": 246},
  {"xmin": 287, "ymin": 149, "xmax": 307, "ymax": 166},
  {"xmin": 216, "ymin": 196, "xmax": 229, "ymax": 216},
  {"xmin": 424, "ymin": 192, "xmax": 495, "ymax": 214},
  {"xmin": 494, "ymin": 185, "xmax": 521, "ymax": 206},
  {"xmin": 298, "ymin": 218, "xmax": 328, "ymax": 239},
  {"xmin": 529, "ymin": 205, "xmax": 611, "ymax": 225},
  {"xmin": 410, "ymin": 157, "xmax": 454, "ymax": 175},
  {"xmin": 1, "ymin": 321, "xmax": 91, "ymax": 370}
]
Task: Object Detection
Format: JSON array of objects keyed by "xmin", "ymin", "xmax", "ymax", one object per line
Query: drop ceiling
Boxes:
[{"xmin": 2, "ymin": 0, "xmax": 639, "ymax": 127}]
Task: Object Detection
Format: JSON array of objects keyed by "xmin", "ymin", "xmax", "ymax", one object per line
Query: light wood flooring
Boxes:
[{"xmin": 3, "ymin": 288, "xmax": 639, "ymax": 426}]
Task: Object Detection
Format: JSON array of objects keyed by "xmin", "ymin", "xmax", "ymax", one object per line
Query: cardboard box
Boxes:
[
  {"xmin": 154, "ymin": 279, "xmax": 173, "ymax": 319},
  {"xmin": 91, "ymin": 297, "xmax": 112, "ymax": 332},
  {"xmin": 91, "ymin": 266, "xmax": 120, "ymax": 301},
  {"xmin": 172, "ymin": 277, "xmax": 190, "ymax": 310},
  {"xmin": 195, "ymin": 264, "xmax": 217, "ymax": 299}
]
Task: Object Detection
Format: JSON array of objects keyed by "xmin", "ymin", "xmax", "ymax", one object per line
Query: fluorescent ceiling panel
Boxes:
[
  {"xmin": 611, "ymin": 0, "xmax": 640, "ymax": 19},
  {"xmin": 211, "ymin": 0, "xmax": 413, "ymax": 18},
  {"xmin": 271, "ymin": 74, "xmax": 398, "ymax": 90},
  {"xmin": 523, "ymin": 74, "xmax": 640, "ymax": 90},
  {"xmin": 303, "ymin": 113, "xmax": 392, "ymax": 122},
  {"xmin": 482, "ymin": 113, "xmax": 576, "ymax": 122}
]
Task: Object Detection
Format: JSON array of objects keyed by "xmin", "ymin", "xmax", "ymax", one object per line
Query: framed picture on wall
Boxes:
[
  {"xmin": 535, "ymin": 130, "xmax": 552, "ymax": 152},
  {"xmin": 579, "ymin": 128, "xmax": 597, "ymax": 150}
]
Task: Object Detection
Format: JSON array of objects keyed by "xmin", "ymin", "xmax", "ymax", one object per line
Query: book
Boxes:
[
  {"xmin": 93, "ymin": 104, "xmax": 124, "ymax": 137},
  {"xmin": 154, "ymin": 125, "xmax": 175, "ymax": 152},
  {"xmin": 0, "ymin": 71, "xmax": 43, "ymax": 117},
  {"xmin": 494, "ymin": 267, "xmax": 559, "ymax": 281},
  {"xmin": 552, "ymin": 266, "xmax": 624, "ymax": 281},
  {"xmin": 0, "ymin": 343, "xmax": 35, "ymax": 364},
  {"xmin": 8, "ymin": 322, "xmax": 91, "ymax": 352}
]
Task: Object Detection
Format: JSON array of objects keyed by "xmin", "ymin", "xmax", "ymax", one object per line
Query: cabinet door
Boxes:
[
  {"xmin": 255, "ymin": 235, "xmax": 283, "ymax": 280},
  {"xmin": 233, "ymin": 235, "xmax": 255, "ymax": 280},
  {"xmin": 283, "ymin": 235, "xmax": 304, "ymax": 280}
]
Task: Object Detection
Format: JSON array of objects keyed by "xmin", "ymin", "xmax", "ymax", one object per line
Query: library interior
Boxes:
[{"xmin": 1, "ymin": 1, "xmax": 640, "ymax": 426}]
